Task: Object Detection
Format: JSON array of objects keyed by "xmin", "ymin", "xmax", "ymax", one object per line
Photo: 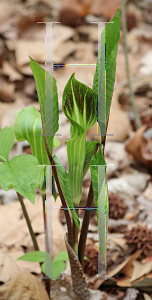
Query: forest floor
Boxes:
[{"xmin": 0, "ymin": 0, "xmax": 152, "ymax": 299}]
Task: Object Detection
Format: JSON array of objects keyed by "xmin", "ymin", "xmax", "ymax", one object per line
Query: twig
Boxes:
[
  {"xmin": 121, "ymin": 0, "xmax": 142, "ymax": 129},
  {"xmin": 17, "ymin": 192, "xmax": 51, "ymax": 297}
]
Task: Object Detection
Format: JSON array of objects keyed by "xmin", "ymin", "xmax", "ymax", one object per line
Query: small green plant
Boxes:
[
  {"xmin": 17, "ymin": 250, "xmax": 90, "ymax": 280},
  {"xmin": 0, "ymin": 9, "xmax": 120, "ymax": 299}
]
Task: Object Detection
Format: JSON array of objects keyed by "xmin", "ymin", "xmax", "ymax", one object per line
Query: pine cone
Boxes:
[
  {"xmin": 125, "ymin": 225, "xmax": 152, "ymax": 257},
  {"xmin": 109, "ymin": 193, "xmax": 128, "ymax": 220},
  {"xmin": 84, "ymin": 245, "xmax": 97, "ymax": 277}
]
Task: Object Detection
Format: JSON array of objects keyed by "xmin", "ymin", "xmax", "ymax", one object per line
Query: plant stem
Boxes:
[
  {"xmin": 78, "ymin": 182, "xmax": 94, "ymax": 269},
  {"xmin": 52, "ymin": 165, "xmax": 74, "ymax": 248},
  {"xmin": 73, "ymin": 208, "xmax": 79, "ymax": 254},
  {"xmin": 121, "ymin": 0, "xmax": 142, "ymax": 129},
  {"xmin": 17, "ymin": 192, "xmax": 51, "ymax": 297},
  {"xmin": 40, "ymin": 118, "xmax": 74, "ymax": 248},
  {"xmin": 17, "ymin": 192, "xmax": 39, "ymax": 251}
]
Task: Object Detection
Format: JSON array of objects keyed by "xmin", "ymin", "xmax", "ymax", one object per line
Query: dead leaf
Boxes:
[
  {"xmin": 117, "ymin": 276, "xmax": 132, "ymax": 287},
  {"xmin": 106, "ymin": 250, "xmax": 142, "ymax": 279},
  {"xmin": 0, "ymin": 253, "xmax": 21, "ymax": 283},
  {"xmin": 110, "ymin": 237, "xmax": 127, "ymax": 251},
  {"xmin": 15, "ymin": 40, "xmax": 45, "ymax": 66},
  {"xmin": 132, "ymin": 276, "xmax": 152, "ymax": 288},
  {"xmin": 53, "ymin": 40, "xmax": 77, "ymax": 64},
  {"xmin": 125, "ymin": 125, "xmax": 152, "ymax": 168},
  {"xmin": 1, "ymin": 61, "xmax": 23, "ymax": 82},
  {"xmin": 0, "ymin": 272, "xmax": 50, "ymax": 300},
  {"xmin": 0, "ymin": 78, "xmax": 15, "ymax": 103},
  {"xmin": 131, "ymin": 260, "xmax": 152, "ymax": 282},
  {"xmin": 88, "ymin": 0, "xmax": 120, "ymax": 19},
  {"xmin": 88, "ymin": 87, "xmax": 132, "ymax": 142},
  {"xmin": 143, "ymin": 293, "xmax": 152, "ymax": 300},
  {"xmin": 124, "ymin": 211, "xmax": 139, "ymax": 221}
]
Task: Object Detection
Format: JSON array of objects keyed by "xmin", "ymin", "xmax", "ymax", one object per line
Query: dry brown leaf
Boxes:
[
  {"xmin": 143, "ymin": 293, "xmax": 152, "ymax": 300},
  {"xmin": 0, "ymin": 79, "xmax": 15, "ymax": 103},
  {"xmin": 53, "ymin": 40, "xmax": 77, "ymax": 64},
  {"xmin": 88, "ymin": 108, "xmax": 132, "ymax": 142},
  {"xmin": 107, "ymin": 108, "xmax": 132, "ymax": 141},
  {"xmin": 1, "ymin": 247, "xmax": 41, "ymax": 275},
  {"xmin": 147, "ymin": 272, "xmax": 152, "ymax": 278},
  {"xmin": 15, "ymin": 40, "xmax": 45, "ymax": 66},
  {"xmin": 110, "ymin": 237, "xmax": 127, "ymax": 251},
  {"xmin": 0, "ymin": 195, "xmax": 44, "ymax": 248},
  {"xmin": 125, "ymin": 125, "xmax": 152, "ymax": 168},
  {"xmin": 16, "ymin": 10, "xmax": 49, "ymax": 36},
  {"xmin": 2, "ymin": 61, "xmax": 23, "ymax": 82},
  {"xmin": 122, "ymin": 261, "xmax": 134, "ymax": 278},
  {"xmin": 106, "ymin": 250, "xmax": 142, "ymax": 279},
  {"xmin": 88, "ymin": 87, "xmax": 132, "ymax": 142},
  {"xmin": 88, "ymin": 0, "xmax": 120, "ymax": 19},
  {"xmin": 117, "ymin": 276, "xmax": 131, "ymax": 287},
  {"xmin": 116, "ymin": 263, "xmax": 134, "ymax": 287},
  {"xmin": 131, "ymin": 260, "xmax": 152, "ymax": 282},
  {"xmin": 0, "ymin": 253, "xmax": 21, "ymax": 283},
  {"xmin": 0, "ymin": 272, "xmax": 50, "ymax": 300}
]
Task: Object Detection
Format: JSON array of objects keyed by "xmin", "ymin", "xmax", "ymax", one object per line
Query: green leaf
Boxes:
[
  {"xmin": 83, "ymin": 141, "xmax": 100, "ymax": 178},
  {"xmin": 54, "ymin": 251, "xmax": 69, "ymax": 262},
  {"xmin": 53, "ymin": 261, "xmax": 65, "ymax": 279},
  {"xmin": 41, "ymin": 261, "xmax": 65, "ymax": 280},
  {"xmin": 63, "ymin": 73, "xmax": 97, "ymax": 133},
  {"xmin": 92, "ymin": 8, "xmax": 120, "ymax": 139},
  {"xmin": 90, "ymin": 147, "xmax": 106, "ymax": 208},
  {"xmin": 53, "ymin": 137, "xmax": 60, "ymax": 148},
  {"xmin": 14, "ymin": 106, "xmax": 58, "ymax": 201},
  {"xmin": 14, "ymin": 106, "xmax": 50, "ymax": 165},
  {"xmin": 0, "ymin": 126, "xmax": 15, "ymax": 162},
  {"xmin": 53, "ymin": 155, "xmax": 80, "ymax": 229},
  {"xmin": 30, "ymin": 57, "xmax": 59, "ymax": 156},
  {"xmin": 0, "ymin": 155, "xmax": 44, "ymax": 204},
  {"xmin": 17, "ymin": 251, "xmax": 46, "ymax": 262},
  {"xmin": 90, "ymin": 147, "xmax": 109, "ymax": 264}
]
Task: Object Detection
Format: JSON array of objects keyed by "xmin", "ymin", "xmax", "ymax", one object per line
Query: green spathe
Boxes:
[
  {"xmin": 62, "ymin": 74, "xmax": 97, "ymax": 205},
  {"xmin": 14, "ymin": 106, "xmax": 59, "ymax": 165},
  {"xmin": 63, "ymin": 73, "xmax": 97, "ymax": 134}
]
